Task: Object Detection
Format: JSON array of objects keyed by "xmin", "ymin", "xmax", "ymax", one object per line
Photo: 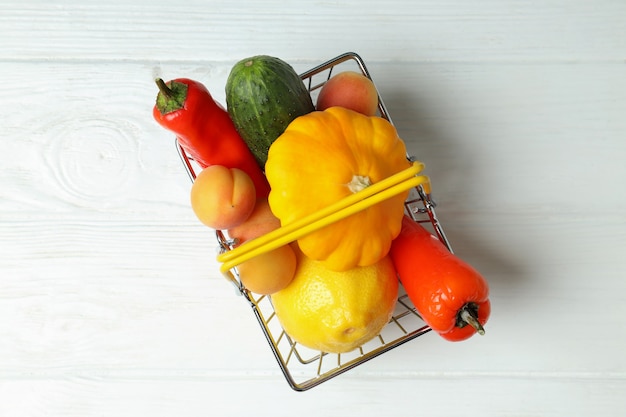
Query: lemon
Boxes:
[{"xmin": 270, "ymin": 246, "xmax": 399, "ymax": 353}]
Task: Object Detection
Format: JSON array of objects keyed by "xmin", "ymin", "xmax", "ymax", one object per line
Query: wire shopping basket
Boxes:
[{"xmin": 176, "ymin": 52, "xmax": 452, "ymax": 391}]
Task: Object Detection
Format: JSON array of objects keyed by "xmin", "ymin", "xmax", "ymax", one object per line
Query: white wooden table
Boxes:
[{"xmin": 1, "ymin": 1, "xmax": 625, "ymax": 415}]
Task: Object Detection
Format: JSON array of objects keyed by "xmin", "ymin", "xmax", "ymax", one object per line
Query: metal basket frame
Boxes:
[{"xmin": 176, "ymin": 52, "xmax": 452, "ymax": 391}]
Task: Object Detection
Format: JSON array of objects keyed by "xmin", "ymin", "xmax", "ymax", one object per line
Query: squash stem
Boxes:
[{"xmin": 347, "ymin": 175, "xmax": 372, "ymax": 193}]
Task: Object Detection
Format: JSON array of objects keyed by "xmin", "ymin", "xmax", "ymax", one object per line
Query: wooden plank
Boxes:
[
  {"xmin": 2, "ymin": 213, "xmax": 625, "ymax": 375},
  {"xmin": 0, "ymin": 60, "xmax": 624, "ymax": 217},
  {"xmin": 0, "ymin": 376, "xmax": 624, "ymax": 416},
  {"xmin": 0, "ymin": 1, "xmax": 624, "ymax": 63}
]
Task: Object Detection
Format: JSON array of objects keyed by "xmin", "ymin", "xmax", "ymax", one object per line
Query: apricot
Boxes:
[
  {"xmin": 190, "ymin": 165, "xmax": 256, "ymax": 230},
  {"xmin": 316, "ymin": 71, "xmax": 379, "ymax": 116},
  {"xmin": 237, "ymin": 244, "xmax": 297, "ymax": 295},
  {"xmin": 227, "ymin": 198, "xmax": 296, "ymax": 294},
  {"xmin": 227, "ymin": 198, "xmax": 281, "ymax": 246}
]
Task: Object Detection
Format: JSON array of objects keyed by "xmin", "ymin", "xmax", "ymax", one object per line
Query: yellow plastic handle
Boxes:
[
  {"xmin": 218, "ymin": 161, "xmax": 422, "ymax": 265},
  {"xmin": 217, "ymin": 162, "xmax": 429, "ymax": 273}
]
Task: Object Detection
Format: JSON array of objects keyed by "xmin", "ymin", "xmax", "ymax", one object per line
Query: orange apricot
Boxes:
[
  {"xmin": 237, "ymin": 244, "xmax": 297, "ymax": 295},
  {"xmin": 227, "ymin": 198, "xmax": 281, "ymax": 246},
  {"xmin": 316, "ymin": 71, "xmax": 379, "ymax": 116},
  {"xmin": 190, "ymin": 165, "xmax": 257, "ymax": 230},
  {"xmin": 227, "ymin": 198, "xmax": 296, "ymax": 294}
]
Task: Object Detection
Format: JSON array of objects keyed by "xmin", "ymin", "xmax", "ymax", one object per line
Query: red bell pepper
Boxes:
[
  {"xmin": 153, "ymin": 78, "xmax": 271, "ymax": 198},
  {"xmin": 389, "ymin": 215, "xmax": 491, "ymax": 341}
]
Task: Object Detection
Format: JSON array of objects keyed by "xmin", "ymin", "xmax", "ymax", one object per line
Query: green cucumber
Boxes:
[{"xmin": 225, "ymin": 55, "xmax": 315, "ymax": 168}]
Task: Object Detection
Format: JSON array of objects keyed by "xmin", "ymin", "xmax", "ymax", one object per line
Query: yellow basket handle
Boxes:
[{"xmin": 217, "ymin": 162, "xmax": 430, "ymax": 273}]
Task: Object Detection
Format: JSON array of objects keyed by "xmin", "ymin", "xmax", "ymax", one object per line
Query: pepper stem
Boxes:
[
  {"xmin": 459, "ymin": 304, "xmax": 485, "ymax": 335},
  {"xmin": 154, "ymin": 78, "xmax": 188, "ymax": 115},
  {"xmin": 155, "ymin": 78, "xmax": 174, "ymax": 99}
]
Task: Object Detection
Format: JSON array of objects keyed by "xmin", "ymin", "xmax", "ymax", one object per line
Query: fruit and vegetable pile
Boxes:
[{"xmin": 152, "ymin": 55, "xmax": 491, "ymax": 353}]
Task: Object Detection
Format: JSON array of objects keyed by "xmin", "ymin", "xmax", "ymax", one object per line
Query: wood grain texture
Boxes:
[
  {"xmin": 1, "ymin": 1, "xmax": 625, "ymax": 416},
  {"xmin": 1, "ymin": 0, "xmax": 625, "ymax": 63},
  {"xmin": 1, "ymin": 377, "xmax": 625, "ymax": 417}
]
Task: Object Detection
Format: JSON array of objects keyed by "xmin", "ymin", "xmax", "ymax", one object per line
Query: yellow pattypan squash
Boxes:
[{"xmin": 265, "ymin": 106, "xmax": 411, "ymax": 271}]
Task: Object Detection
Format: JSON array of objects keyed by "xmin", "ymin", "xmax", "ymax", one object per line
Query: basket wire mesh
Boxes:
[{"xmin": 176, "ymin": 52, "xmax": 452, "ymax": 391}]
